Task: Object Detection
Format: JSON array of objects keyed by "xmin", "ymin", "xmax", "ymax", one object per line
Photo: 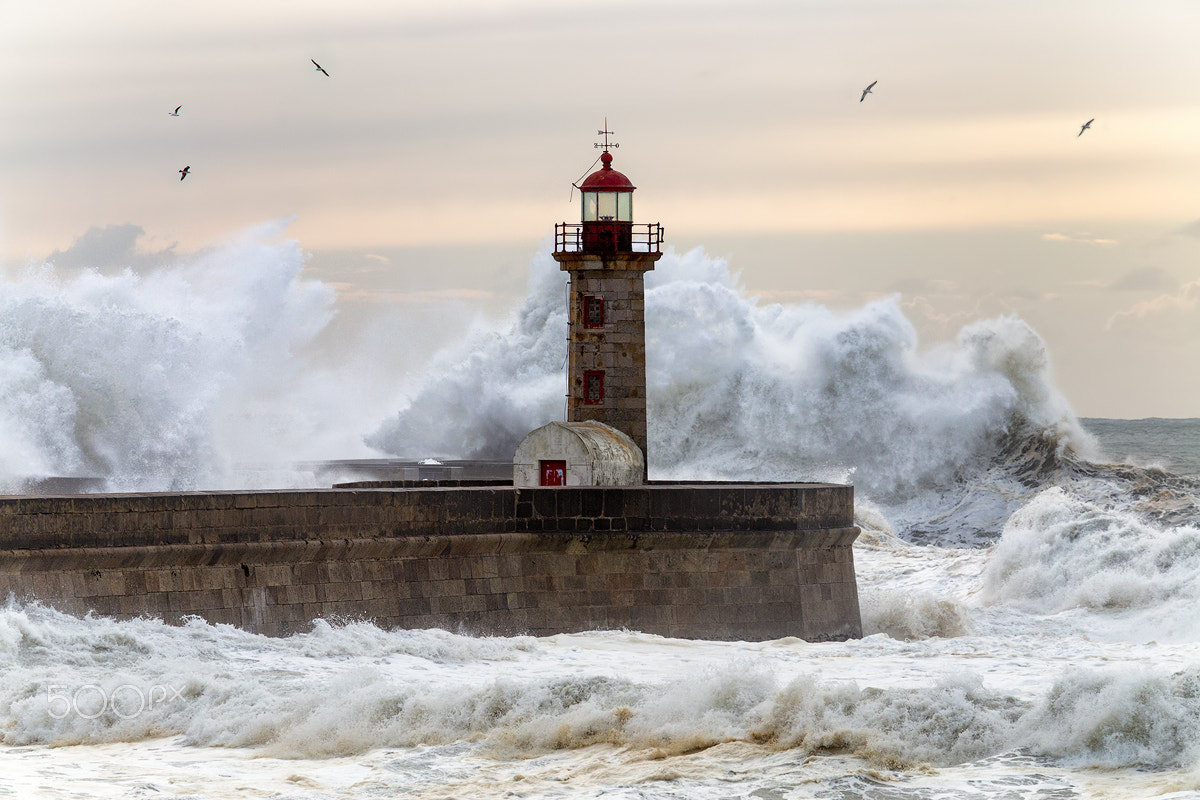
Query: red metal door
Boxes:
[{"xmin": 540, "ymin": 460, "xmax": 566, "ymax": 486}]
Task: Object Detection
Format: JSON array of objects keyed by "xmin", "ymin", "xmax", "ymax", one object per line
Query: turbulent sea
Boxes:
[{"xmin": 2, "ymin": 228, "xmax": 1200, "ymax": 798}]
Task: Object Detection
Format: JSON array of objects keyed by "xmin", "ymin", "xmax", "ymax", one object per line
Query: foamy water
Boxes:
[{"xmin": 3, "ymin": 228, "xmax": 1200, "ymax": 797}]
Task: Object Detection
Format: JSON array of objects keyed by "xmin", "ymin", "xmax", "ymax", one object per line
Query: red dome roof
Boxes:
[{"xmin": 578, "ymin": 151, "xmax": 636, "ymax": 192}]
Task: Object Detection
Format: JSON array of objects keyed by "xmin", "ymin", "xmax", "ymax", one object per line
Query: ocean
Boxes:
[{"xmin": 2, "ymin": 234, "xmax": 1199, "ymax": 798}]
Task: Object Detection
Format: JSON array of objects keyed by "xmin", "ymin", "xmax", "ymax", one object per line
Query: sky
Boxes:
[{"xmin": 2, "ymin": 0, "xmax": 1199, "ymax": 419}]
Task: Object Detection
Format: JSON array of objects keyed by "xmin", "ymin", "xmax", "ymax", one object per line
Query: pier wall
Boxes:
[{"xmin": 0, "ymin": 484, "xmax": 861, "ymax": 641}]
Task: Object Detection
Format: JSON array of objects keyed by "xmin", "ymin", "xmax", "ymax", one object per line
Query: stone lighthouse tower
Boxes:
[{"xmin": 552, "ymin": 132, "xmax": 663, "ymax": 475}]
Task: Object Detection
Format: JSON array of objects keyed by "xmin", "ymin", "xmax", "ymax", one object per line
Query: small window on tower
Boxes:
[
  {"xmin": 583, "ymin": 295, "xmax": 605, "ymax": 328},
  {"xmin": 583, "ymin": 371, "xmax": 604, "ymax": 405}
]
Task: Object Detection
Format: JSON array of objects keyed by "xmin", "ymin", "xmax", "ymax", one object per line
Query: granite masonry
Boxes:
[{"xmin": 0, "ymin": 482, "xmax": 862, "ymax": 641}]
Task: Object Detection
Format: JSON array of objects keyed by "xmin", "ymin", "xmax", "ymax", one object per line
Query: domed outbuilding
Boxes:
[{"xmin": 513, "ymin": 420, "xmax": 644, "ymax": 487}]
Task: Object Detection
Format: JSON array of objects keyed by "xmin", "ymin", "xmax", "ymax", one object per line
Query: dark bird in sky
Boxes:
[
  {"xmin": 860, "ymin": 80, "xmax": 877, "ymax": 102},
  {"xmin": 1078, "ymin": 118, "xmax": 1094, "ymax": 136},
  {"xmin": 312, "ymin": 59, "xmax": 329, "ymax": 77},
  {"xmin": 178, "ymin": 166, "xmax": 190, "ymax": 181},
  {"xmin": 169, "ymin": 105, "xmax": 181, "ymax": 116}
]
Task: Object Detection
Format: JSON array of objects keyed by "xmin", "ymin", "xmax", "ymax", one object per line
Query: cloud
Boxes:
[
  {"xmin": 1106, "ymin": 267, "xmax": 1180, "ymax": 293},
  {"xmin": 887, "ymin": 277, "xmax": 959, "ymax": 295},
  {"xmin": 750, "ymin": 288, "xmax": 889, "ymax": 306},
  {"xmin": 1106, "ymin": 278, "xmax": 1200, "ymax": 329},
  {"xmin": 1041, "ymin": 232, "xmax": 1118, "ymax": 247},
  {"xmin": 334, "ymin": 288, "xmax": 497, "ymax": 305},
  {"xmin": 1174, "ymin": 219, "xmax": 1200, "ymax": 238},
  {"xmin": 900, "ymin": 295, "xmax": 978, "ymax": 329},
  {"xmin": 46, "ymin": 225, "xmax": 177, "ymax": 272}
]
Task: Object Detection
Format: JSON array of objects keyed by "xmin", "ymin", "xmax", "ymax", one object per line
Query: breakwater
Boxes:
[{"xmin": 0, "ymin": 483, "xmax": 861, "ymax": 641}]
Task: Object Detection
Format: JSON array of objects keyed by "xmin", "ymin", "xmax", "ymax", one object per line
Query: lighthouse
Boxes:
[{"xmin": 552, "ymin": 132, "xmax": 663, "ymax": 477}]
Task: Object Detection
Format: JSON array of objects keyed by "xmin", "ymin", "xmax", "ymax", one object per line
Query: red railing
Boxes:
[{"xmin": 554, "ymin": 222, "xmax": 664, "ymax": 254}]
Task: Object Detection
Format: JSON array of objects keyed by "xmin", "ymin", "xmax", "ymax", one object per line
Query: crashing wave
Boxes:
[
  {"xmin": 369, "ymin": 246, "xmax": 1100, "ymax": 546},
  {"xmin": 6, "ymin": 229, "xmax": 1192, "ymax": 549}
]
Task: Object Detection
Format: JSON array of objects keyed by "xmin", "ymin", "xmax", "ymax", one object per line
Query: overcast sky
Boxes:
[{"xmin": 2, "ymin": 0, "xmax": 1198, "ymax": 418}]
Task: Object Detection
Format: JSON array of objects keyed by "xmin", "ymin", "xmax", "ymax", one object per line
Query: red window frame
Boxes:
[
  {"xmin": 583, "ymin": 295, "xmax": 605, "ymax": 328},
  {"xmin": 583, "ymin": 370, "xmax": 604, "ymax": 404}
]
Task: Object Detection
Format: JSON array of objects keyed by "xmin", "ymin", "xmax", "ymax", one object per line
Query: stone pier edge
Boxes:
[{"xmin": 0, "ymin": 483, "xmax": 862, "ymax": 641}]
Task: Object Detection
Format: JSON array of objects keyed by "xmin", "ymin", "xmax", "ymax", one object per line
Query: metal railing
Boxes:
[{"xmin": 554, "ymin": 222, "xmax": 664, "ymax": 254}]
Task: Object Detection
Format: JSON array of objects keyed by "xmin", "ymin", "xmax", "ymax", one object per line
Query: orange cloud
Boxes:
[{"xmin": 1042, "ymin": 232, "xmax": 1118, "ymax": 246}]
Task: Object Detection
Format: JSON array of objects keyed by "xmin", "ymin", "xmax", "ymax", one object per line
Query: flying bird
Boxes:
[
  {"xmin": 1078, "ymin": 118, "xmax": 1094, "ymax": 136},
  {"xmin": 178, "ymin": 166, "xmax": 190, "ymax": 181},
  {"xmin": 169, "ymin": 105, "xmax": 181, "ymax": 116},
  {"xmin": 311, "ymin": 59, "xmax": 329, "ymax": 77},
  {"xmin": 860, "ymin": 80, "xmax": 877, "ymax": 102}
]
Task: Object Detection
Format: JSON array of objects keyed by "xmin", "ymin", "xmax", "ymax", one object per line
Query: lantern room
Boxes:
[
  {"xmin": 580, "ymin": 151, "xmax": 634, "ymax": 223},
  {"xmin": 578, "ymin": 150, "xmax": 635, "ymax": 253}
]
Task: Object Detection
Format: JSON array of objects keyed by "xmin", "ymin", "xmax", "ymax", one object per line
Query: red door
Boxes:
[{"xmin": 540, "ymin": 460, "xmax": 566, "ymax": 486}]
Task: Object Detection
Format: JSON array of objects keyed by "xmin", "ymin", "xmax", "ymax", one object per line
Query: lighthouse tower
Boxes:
[{"xmin": 552, "ymin": 132, "xmax": 663, "ymax": 476}]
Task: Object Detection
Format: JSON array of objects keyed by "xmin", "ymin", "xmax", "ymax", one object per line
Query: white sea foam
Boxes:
[
  {"xmin": 1019, "ymin": 666, "xmax": 1200, "ymax": 768},
  {"xmin": 979, "ymin": 487, "xmax": 1200, "ymax": 641},
  {"xmin": 4, "ymin": 600, "xmax": 1200, "ymax": 777},
  {"xmin": 861, "ymin": 590, "xmax": 973, "ymax": 641}
]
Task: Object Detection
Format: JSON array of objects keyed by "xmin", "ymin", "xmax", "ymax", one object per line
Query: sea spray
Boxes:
[
  {"xmin": 644, "ymin": 251, "xmax": 1088, "ymax": 500},
  {"xmin": 1, "ymin": 228, "xmax": 1156, "ymax": 552},
  {"xmin": 365, "ymin": 248, "xmax": 567, "ymax": 460},
  {"xmin": 0, "ymin": 221, "xmax": 357, "ymax": 491},
  {"xmin": 979, "ymin": 487, "xmax": 1200, "ymax": 640},
  {"xmin": 860, "ymin": 591, "xmax": 972, "ymax": 641},
  {"xmin": 1019, "ymin": 666, "xmax": 1200, "ymax": 768},
  {"xmin": 368, "ymin": 245, "xmax": 1092, "ymax": 544}
]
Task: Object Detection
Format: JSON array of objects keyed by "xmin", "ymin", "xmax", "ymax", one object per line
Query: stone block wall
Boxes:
[
  {"xmin": 0, "ymin": 484, "xmax": 861, "ymax": 641},
  {"xmin": 554, "ymin": 251, "xmax": 660, "ymax": 464}
]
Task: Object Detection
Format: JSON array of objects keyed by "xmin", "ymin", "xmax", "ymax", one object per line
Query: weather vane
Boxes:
[
  {"xmin": 594, "ymin": 118, "xmax": 619, "ymax": 151},
  {"xmin": 570, "ymin": 119, "xmax": 620, "ymax": 200}
]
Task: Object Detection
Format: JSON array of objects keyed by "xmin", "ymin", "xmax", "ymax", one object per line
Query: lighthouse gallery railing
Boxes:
[{"xmin": 554, "ymin": 222, "xmax": 664, "ymax": 255}]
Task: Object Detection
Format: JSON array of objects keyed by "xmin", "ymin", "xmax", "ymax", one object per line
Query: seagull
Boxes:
[
  {"xmin": 311, "ymin": 59, "xmax": 329, "ymax": 77},
  {"xmin": 178, "ymin": 166, "xmax": 190, "ymax": 181},
  {"xmin": 169, "ymin": 105, "xmax": 181, "ymax": 116},
  {"xmin": 860, "ymin": 80, "xmax": 877, "ymax": 102},
  {"xmin": 1078, "ymin": 118, "xmax": 1094, "ymax": 136}
]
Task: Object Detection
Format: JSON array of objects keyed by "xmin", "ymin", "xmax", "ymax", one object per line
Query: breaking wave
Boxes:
[
  {"xmin": 372, "ymin": 248, "xmax": 1094, "ymax": 487},
  {"xmin": 3, "ymin": 603, "xmax": 1199, "ymax": 770},
  {"xmin": 369, "ymin": 246, "xmax": 1112, "ymax": 544},
  {"xmin": 978, "ymin": 484, "xmax": 1200, "ymax": 642},
  {"xmin": 860, "ymin": 590, "xmax": 973, "ymax": 641},
  {"xmin": 0, "ymin": 222, "xmax": 372, "ymax": 492},
  {"xmin": 7, "ymin": 229, "xmax": 1196, "ymax": 551}
]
